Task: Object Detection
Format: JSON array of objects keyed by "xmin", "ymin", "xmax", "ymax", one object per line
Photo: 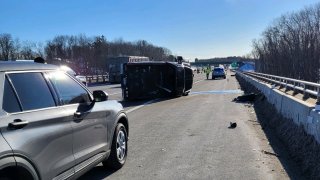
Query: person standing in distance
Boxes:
[{"xmin": 205, "ymin": 64, "xmax": 211, "ymax": 80}]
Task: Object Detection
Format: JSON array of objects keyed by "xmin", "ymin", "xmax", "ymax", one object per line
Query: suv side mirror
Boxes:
[{"xmin": 92, "ymin": 90, "xmax": 108, "ymax": 102}]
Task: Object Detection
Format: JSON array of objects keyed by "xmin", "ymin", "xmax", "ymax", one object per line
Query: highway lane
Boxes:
[{"xmin": 81, "ymin": 73, "xmax": 290, "ymax": 180}]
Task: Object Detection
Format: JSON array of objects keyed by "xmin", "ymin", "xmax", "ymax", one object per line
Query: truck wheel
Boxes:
[{"xmin": 103, "ymin": 123, "xmax": 128, "ymax": 169}]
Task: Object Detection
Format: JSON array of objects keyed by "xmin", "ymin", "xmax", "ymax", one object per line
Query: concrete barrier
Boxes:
[{"xmin": 238, "ymin": 72, "xmax": 320, "ymax": 143}]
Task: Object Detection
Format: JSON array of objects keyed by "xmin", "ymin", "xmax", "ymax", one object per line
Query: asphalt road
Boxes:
[{"xmin": 80, "ymin": 73, "xmax": 291, "ymax": 180}]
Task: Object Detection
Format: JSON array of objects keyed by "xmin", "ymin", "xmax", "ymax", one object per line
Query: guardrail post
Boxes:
[
  {"xmin": 293, "ymin": 82, "xmax": 297, "ymax": 95},
  {"xmin": 285, "ymin": 80, "xmax": 289, "ymax": 92},
  {"xmin": 316, "ymin": 87, "xmax": 320, "ymax": 111},
  {"xmin": 303, "ymin": 84, "xmax": 308, "ymax": 100},
  {"xmin": 88, "ymin": 76, "xmax": 92, "ymax": 84}
]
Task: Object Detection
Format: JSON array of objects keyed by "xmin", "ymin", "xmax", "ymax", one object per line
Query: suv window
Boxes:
[
  {"xmin": 3, "ymin": 78, "xmax": 21, "ymax": 113},
  {"xmin": 8, "ymin": 73, "xmax": 56, "ymax": 111},
  {"xmin": 46, "ymin": 71, "xmax": 91, "ymax": 105}
]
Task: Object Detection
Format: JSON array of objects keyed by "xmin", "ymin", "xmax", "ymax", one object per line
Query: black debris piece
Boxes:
[
  {"xmin": 228, "ymin": 122, "xmax": 237, "ymax": 129},
  {"xmin": 233, "ymin": 93, "xmax": 260, "ymax": 102},
  {"xmin": 258, "ymin": 94, "xmax": 266, "ymax": 101},
  {"xmin": 261, "ymin": 150, "xmax": 279, "ymax": 157}
]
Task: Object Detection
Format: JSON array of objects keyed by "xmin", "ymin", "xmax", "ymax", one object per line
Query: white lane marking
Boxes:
[
  {"xmin": 108, "ymin": 92, "xmax": 122, "ymax": 96},
  {"xmin": 193, "ymin": 80, "xmax": 204, "ymax": 84},
  {"xmin": 190, "ymin": 90, "xmax": 243, "ymax": 95},
  {"xmin": 126, "ymin": 98, "xmax": 159, "ymax": 113}
]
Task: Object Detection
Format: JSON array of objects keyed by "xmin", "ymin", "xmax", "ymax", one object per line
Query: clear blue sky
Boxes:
[{"xmin": 1, "ymin": 0, "xmax": 319, "ymax": 60}]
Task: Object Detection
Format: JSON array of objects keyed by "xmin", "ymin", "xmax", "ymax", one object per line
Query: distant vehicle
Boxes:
[
  {"xmin": 0, "ymin": 61, "xmax": 129, "ymax": 180},
  {"xmin": 75, "ymin": 75, "xmax": 87, "ymax": 85},
  {"xmin": 60, "ymin": 65, "xmax": 87, "ymax": 85},
  {"xmin": 212, "ymin": 67, "xmax": 226, "ymax": 79},
  {"xmin": 121, "ymin": 61, "xmax": 193, "ymax": 100},
  {"xmin": 107, "ymin": 56, "xmax": 150, "ymax": 83}
]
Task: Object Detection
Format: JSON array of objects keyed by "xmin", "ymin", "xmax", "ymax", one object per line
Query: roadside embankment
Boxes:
[{"xmin": 236, "ymin": 72, "xmax": 320, "ymax": 179}]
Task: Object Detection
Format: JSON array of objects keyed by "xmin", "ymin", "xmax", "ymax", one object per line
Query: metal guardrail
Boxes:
[
  {"xmin": 85, "ymin": 75, "xmax": 109, "ymax": 84},
  {"xmin": 241, "ymin": 71, "xmax": 320, "ymax": 101}
]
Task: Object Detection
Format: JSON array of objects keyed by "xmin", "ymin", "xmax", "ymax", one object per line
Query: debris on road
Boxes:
[
  {"xmin": 228, "ymin": 122, "xmax": 237, "ymax": 129},
  {"xmin": 233, "ymin": 93, "xmax": 260, "ymax": 102},
  {"xmin": 258, "ymin": 94, "xmax": 266, "ymax": 101},
  {"xmin": 261, "ymin": 150, "xmax": 279, "ymax": 157}
]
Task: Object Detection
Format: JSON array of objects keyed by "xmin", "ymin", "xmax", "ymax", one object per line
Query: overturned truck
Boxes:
[{"xmin": 121, "ymin": 61, "xmax": 193, "ymax": 100}]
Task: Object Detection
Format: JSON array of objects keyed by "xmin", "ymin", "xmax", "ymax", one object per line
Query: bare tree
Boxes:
[
  {"xmin": 0, "ymin": 33, "xmax": 15, "ymax": 60},
  {"xmin": 19, "ymin": 41, "xmax": 36, "ymax": 59},
  {"xmin": 252, "ymin": 3, "xmax": 320, "ymax": 83},
  {"xmin": 0, "ymin": 33, "xmax": 173, "ymax": 74}
]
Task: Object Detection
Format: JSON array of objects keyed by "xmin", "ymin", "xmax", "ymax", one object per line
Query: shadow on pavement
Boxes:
[
  {"xmin": 78, "ymin": 165, "xmax": 117, "ymax": 180},
  {"xmin": 235, "ymin": 76, "xmax": 307, "ymax": 179},
  {"xmin": 252, "ymin": 98, "xmax": 306, "ymax": 179}
]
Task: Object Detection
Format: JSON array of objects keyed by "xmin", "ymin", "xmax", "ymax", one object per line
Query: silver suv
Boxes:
[{"xmin": 0, "ymin": 62, "xmax": 129, "ymax": 180}]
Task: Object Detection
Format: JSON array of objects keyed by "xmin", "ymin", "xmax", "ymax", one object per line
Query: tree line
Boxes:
[
  {"xmin": 252, "ymin": 3, "xmax": 320, "ymax": 83},
  {"xmin": 0, "ymin": 33, "xmax": 174, "ymax": 74},
  {"xmin": 0, "ymin": 33, "xmax": 44, "ymax": 60}
]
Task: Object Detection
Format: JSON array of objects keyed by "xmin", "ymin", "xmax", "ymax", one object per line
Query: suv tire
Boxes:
[{"xmin": 103, "ymin": 123, "xmax": 128, "ymax": 169}]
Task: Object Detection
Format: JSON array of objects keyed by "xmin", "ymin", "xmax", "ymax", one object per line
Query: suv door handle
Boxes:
[
  {"xmin": 74, "ymin": 111, "xmax": 89, "ymax": 121},
  {"xmin": 74, "ymin": 112, "xmax": 83, "ymax": 118},
  {"xmin": 8, "ymin": 119, "xmax": 29, "ymax": 129}
]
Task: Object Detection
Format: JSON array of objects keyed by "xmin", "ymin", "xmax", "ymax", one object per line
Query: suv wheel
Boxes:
[{"xmin": 103, "ymin": 123, "xmax": 128, "ymax": 169}]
